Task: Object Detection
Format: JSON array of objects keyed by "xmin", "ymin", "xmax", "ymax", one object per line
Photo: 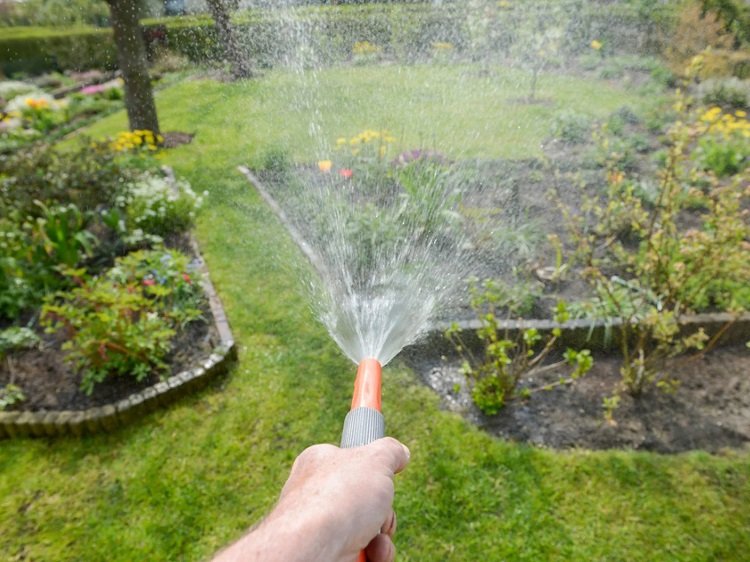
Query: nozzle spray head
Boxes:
[{"xmin": 351, "ymin": 357, "xmax": 382, "ymax": 412}]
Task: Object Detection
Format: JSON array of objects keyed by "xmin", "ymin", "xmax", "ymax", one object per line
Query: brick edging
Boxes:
[{"xmin": 0, "ymin": 235, "xmax": 236, "ymax": 439}]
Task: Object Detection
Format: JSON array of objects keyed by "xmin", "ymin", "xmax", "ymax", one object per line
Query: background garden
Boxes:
[{"xmin": 1, "ymin": 0, "xmax": 750, "ymax": 560}]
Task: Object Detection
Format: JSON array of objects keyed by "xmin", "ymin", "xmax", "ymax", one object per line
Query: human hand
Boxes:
[{"xmin": 213, "ymin": 437, "xmax": 410, "ymax": 562}]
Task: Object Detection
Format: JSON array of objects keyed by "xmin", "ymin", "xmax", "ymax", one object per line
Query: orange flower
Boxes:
[{"xmin": 318, "ymin": 160, "xmax": 333, "ymax": 172}]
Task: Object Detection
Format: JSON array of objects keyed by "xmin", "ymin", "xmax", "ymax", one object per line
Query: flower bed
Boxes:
[
  {"xmin": 0, "ymin": 139, "xmax": 235, "ymax": 433},
  {"xmin": 241, "ymin": 75, "xmax": 749, "ymax": 437},
  {"xmin": 0, "ymin": 72, "xmax": 124, "ymax": 154}
]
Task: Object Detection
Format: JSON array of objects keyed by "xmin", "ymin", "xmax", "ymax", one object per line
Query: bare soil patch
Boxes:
[{"xmin": 403, "ymin": 343, "xmax": 750, "ymax": 453}]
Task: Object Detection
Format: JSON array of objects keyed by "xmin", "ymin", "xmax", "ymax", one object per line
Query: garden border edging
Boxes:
[{"xmin": 0, "ymin": 237, "xmax": 236, "ymax": 439}]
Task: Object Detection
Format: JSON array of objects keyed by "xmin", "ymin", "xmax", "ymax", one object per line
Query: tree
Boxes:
[
  {"xmin": 105, "ymin": 0, "xmax": 160, "ymax": 134},
  {"xmin": 205, "ymin": 0, "xmax": 253, "ymax": 80}
]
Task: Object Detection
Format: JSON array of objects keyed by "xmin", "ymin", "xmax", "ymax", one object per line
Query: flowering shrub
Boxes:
[
  {"xmin": 697, "ymin": 106, "xmax": 750, "ymax": 176},
  {"xmin": 5, "ymin": 93, "xmax": 67, "ymax": 133},
  {"xmin": 110, "ymin": 129, "xmax": 163, "ymax": 152},
  {"xmin": 42, "ymin": 249, "xmax": 203, "ymax": 394},
  {"xmin": 118, "ymin": 174, "xmax": 206, "ymax": 237}
]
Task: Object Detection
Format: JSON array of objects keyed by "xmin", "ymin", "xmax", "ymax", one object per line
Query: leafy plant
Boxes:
[
  {"xmin": 118, "ymin": 173, "xmax": 206, "ymax": 238},
  {"xmin": 0, "ymin": 384, "xmax": 25, "ymax": 410},
  {"xmin": 560, "ymin": 79, "xmax": 749, "ymax": 417},
  {"xmin": 447, "ymin": 281, "xmax": 592, "ymax": 415},
  {"xmin": 552, "ymin": 109, "xmax": 593, "ymax": 144},
  {"xmin": 41, "ymin": 249, "xmax": 204, "ymax": 393},
  {"xmin": 0, "ymin": 326, "xmax": 40, "ymax": 359}
]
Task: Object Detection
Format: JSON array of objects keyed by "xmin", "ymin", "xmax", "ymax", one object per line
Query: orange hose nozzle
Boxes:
[{"xmin": 351, "ymin": 358, "xmax": 382, "ymax": 412}]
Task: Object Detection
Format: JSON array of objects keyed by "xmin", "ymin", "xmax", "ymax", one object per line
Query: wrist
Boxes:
[{"xmin": 227, "ymin": 500, "xmax": 345, "ymax": 562}]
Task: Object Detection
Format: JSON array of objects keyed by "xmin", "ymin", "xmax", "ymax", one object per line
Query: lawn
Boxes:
[{"xmin": 1, "ymin": 64, "xmax": 749, "ymax": 561}]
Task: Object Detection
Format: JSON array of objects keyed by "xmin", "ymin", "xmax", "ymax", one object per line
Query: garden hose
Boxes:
[{"xmin": 340, "ymin": 357, "xmax": 385, "ymax": 562}]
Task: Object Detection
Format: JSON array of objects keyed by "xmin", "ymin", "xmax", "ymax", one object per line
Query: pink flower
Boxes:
[
  {"xmin": 142, "ymin": 278, "xmax": 156, "ymax": 286},
  {"xmin": 338, "ymin": 168, "xmax": 353, "ymax": 179},
  {"xmin": 80, "ymin": 84, "xmax": 106, "ymax": 95}
]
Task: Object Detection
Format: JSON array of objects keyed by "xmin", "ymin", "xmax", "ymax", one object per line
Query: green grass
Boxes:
[{"xmin": 2, "ymin": 64, "xmax": 749, "ymax": 561}]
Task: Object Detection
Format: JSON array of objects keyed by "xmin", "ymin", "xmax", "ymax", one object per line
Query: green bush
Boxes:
[
  {"xmin": 551, "ymin": 109, "xmax": 592, "ymax": 144},
  {"xmin": 1, "ymin": 1, "xmax": 675, "ymax": 76},
  {"xmin": 42, "ymin": 249, "xmax": 203, "ymax": 394},
  {"xmin": 0, "ymin": 26, "xmax": 116, "ymax": 76}
]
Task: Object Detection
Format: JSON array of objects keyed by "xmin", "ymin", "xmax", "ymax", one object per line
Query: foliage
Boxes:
[
  {"xmin": 117, "ymin": 173, "xmax": 206, "ymax": 238},
  {"xmin": 0, "ymin": 140, "xmax": 146, "ymax": 218},
  {"xmin": 552, "ymin": 109, "xmax": 593, "ymax": 144},
  {"xmin": 41, "ymin": 249, "xmax": 203, "ymax": 394},
  {"xmin": 110, "ymin": 129, "xmax": 163, "ymax": 153},
  {"xmin": 696, "ymin": 105, "xmax": 750, "ymax": 176},
  {"xmin": 695, "ymin": 76, "xmax": 750, "ymax": 110},
  {"xmin": 663, "ymin": 3, "xmax": 735, "ymax": 76},
  {"xmin": 0, "ymin": 384, "xmax": 25, "ymax": 410},
  {"xmin": 447, "ymin": 282, "xmax": 592, "ymax": 415},
  {"xmin": 561, "ymin": 77, "xmax": 749, "ymax": 415},
  {"xmin": 0, "ymin": 327, "xmax": 39, "ymax": 359}
]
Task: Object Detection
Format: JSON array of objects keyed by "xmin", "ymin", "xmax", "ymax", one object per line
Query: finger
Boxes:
[
  {"xmin": 381, "ymin": 511, "xmax": 397, "ymax": 537},
  {"xmin": 365, "ymin": 533, "xmax": 395, "ymax": 562},
  {"xmin": 367, "ymin": 437, "xmax": 410, "ymax": 474}
]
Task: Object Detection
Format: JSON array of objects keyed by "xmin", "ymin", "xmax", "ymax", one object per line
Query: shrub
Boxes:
[
  {"xmin": 560, "ymin": 87, "xmax": 750, "ymax": 417},
  {"xmin": 0, "ymin": 140, "xmax": 144, "ymax": 218},
  {"xmin": 696, "ymin": 76, "xmax": 750, "ymax": 109},
  {"xmin": 118, "ymin": 173, "xmax": 205, "ymax": 238},
  {"xmin": 42, "ymin": 249, "xmax": 203, "ymax": 393},
  {"xmin": 447, "ymin": 282, "xmax": 592, "ymax": 415},
  {"xmin": 551, "ymin": 110, "xmax": 592, "ymax": 144}
]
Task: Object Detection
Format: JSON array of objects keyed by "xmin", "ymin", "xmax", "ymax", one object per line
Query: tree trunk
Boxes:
[
  {"xmin": 206, "ymin": 0, "xmax": 253, "ymax": 80},
  {"xmin": 106, "ymin": 0, "xmax": 160, "ymax": 134}
]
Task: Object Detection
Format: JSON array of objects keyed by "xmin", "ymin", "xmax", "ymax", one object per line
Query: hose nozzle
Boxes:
[{"xmin": 350, "ymin": 357, "xmax": 382, "ymax": 412}]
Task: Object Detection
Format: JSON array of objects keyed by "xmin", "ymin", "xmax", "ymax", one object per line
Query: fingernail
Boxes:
[{"xmin": 402, "ymin": 444, "xmax": 411, "ymax": 461}]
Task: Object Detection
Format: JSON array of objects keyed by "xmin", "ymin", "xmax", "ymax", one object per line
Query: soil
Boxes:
[
  {"xmin": 162, "ymin": 131, "xmax": 194, "ymax": 149},
  {"xmin": 0, "ymin": 307, "xmax": 220, "ymax": 412},
  {"xmin": 403, "ymin": 343, "xmax": 750, "ymax": 453}
]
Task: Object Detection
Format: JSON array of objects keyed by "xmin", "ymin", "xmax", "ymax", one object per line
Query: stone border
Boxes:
[
  {"xmin": 418, "ymin": 312, "xmax": 750, "ymax": 356},
  {"xmin": 0, "ymin": 237, "xmax": 236, "ymax": 439},
  {"xmin": 241, "ymin": 165, "xmax": 750, "ymax": 355}
]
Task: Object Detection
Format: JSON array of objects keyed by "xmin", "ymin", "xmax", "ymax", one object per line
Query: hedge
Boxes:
[{"xmin": 1, "ymin": 1, "xmax": 678, "ymax": 77}]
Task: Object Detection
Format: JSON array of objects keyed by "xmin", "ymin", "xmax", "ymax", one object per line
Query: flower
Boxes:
[
  {"xmin": 80, "ymin": 84, "xmax": 107, "ymax": 95},
  {"xmin": 590, "ymin": 40, "xmax": 603, "ymax": 51},
  {"xmin": 318, "ymin": 160, "xmax": 333, "ymax": 172},
  {"xmin": 142, "ymin": 278, "xmax": 156, "ymax": 286},
  {"xmin": 182, "ymin": 273, "xmax": 192, "ymax": 284},
  {"xmin": 339, "ymin": 168, "xmax": 353, "ymax": 179}
]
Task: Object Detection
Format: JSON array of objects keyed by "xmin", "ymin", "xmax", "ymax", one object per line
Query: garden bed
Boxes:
[
  {"xmin": 403, "ymin": 341, "xmax": 750, "ymax": 453},
  {"xmin": 0, "ymin": 236, "xmax": 236, "ymax": 438}
]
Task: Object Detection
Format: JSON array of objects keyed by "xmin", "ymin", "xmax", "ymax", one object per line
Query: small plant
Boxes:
[
  {"xmin": 110, "ymin": 129, "xmax": 163, "ymax": 153},
  {"xmin": 552, "ymin": 110, "xmax": 593, "ymax": 144},
  {"xmin": 0, "ymin": 327, "xmax": 40, "ymax": 358},
  {"xmin": 118, "ymin": 173, "xmax": 206, "ymax": 238},
  {"xmin": 42, "ymin": 249, "xmax": 204, "ymax": 394},
  {"xmin": 0, "ymin": 384, "xmax": 25, "ymax": 411},
  {"xmin": 447, "ymin": 282, "xmax": 592, "ymax": 415}
]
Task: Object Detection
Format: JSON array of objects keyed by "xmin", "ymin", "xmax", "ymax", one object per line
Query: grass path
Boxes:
[{"xmin": 1, "ymin": 65, "xmax": 748, "ymax": 561}]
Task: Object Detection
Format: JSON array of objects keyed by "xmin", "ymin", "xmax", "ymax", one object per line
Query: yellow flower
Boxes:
[
  {"xmin": 318, "ymin": 160, "xmax": 332, "ymax": 172},
  {"xmin": 590, "ymin": 40, "xmax": 603, "ymax": 51}
]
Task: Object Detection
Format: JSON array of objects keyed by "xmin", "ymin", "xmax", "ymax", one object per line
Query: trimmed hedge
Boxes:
[
  {"xmin": 0, "ymin": 26, "xmax": 116, "ymax": 76},
  {"xmin": 1, "ymin": 1, "xmax": 681, "ymax": 77}
]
